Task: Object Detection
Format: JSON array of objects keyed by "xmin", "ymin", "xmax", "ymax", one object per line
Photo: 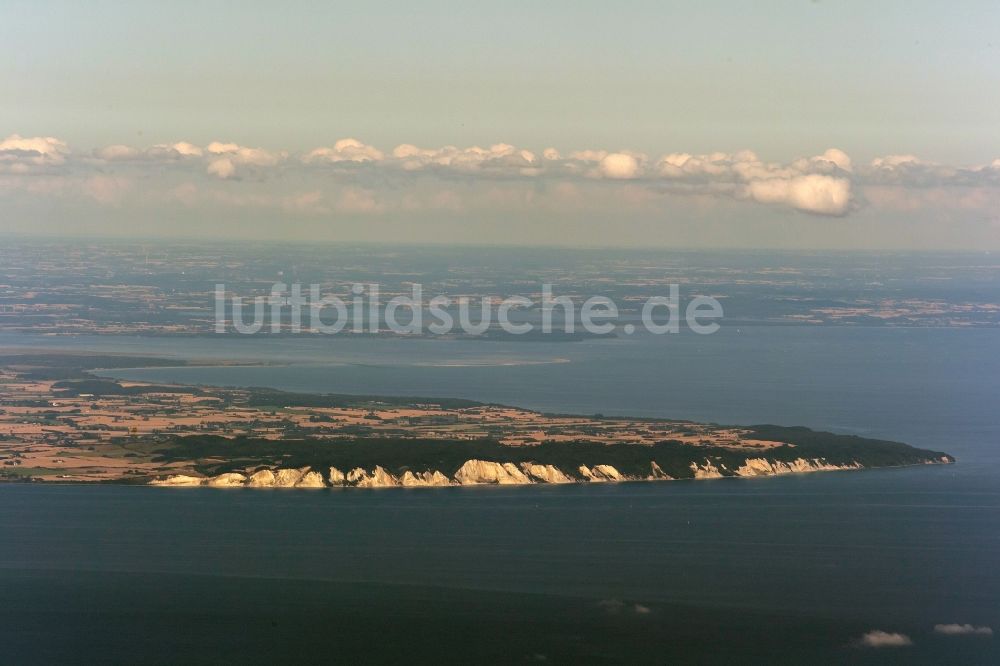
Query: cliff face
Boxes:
[
  {"xmin": 148, "ymin": 453, "xmax": 935, "ymax": 489},
  {"xmin": 247, "ymin": 469, "xmax": 276, "ymax": 487},
  {"xmin": 400, "ymin": 470, "xmax": 452, "ymax": 487},
  {"xmin": 521, "ymin": 463, "xmax": 572, "ymax": 484},
  {"xmin": 690, "ymin": 460, "xmax": 725, "ymax": 479},
  {"xmin": 296, "ymin": 470, "xmax": 327, "ymax": 488},
  {"xmin": 149, "ymin": 474, "xmax": 204, "ymax": 486},
  {"xmin": 454, "ymin": 460, "xmax": 529, "ymax": 485},
  {"xmin": 648, "ymin": 461, "xmax": 671, "ymax": 480},
  {"xmin": 733, "ymin": 457, "xmax": 859, "ymax": 477},
  {"xmin": 204, "ymin": 472, "xmax": 247, "ymax": 487},
  {"xmin": 579, "ymin": 464, "xmax": 626, "ymax": 482},
  {"xmin": 351, "ymin": 466, "xmax": 401, "ymax": 488},
  {"xmin": 273, "ymin": 468, "xmax": 305, "ymax": 487}
]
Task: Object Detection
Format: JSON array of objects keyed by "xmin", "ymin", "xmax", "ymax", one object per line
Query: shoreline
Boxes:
[
  {"xmin": 141, "ymin": 457, "xmax": 954, "ymax": 490},
  {"xmin": 0, "ymin": 351, "xmax": 956, "ymax": 487},
  {"xmin": 0, "ymin": 458, "xmax": 958, "ymax": 488}
]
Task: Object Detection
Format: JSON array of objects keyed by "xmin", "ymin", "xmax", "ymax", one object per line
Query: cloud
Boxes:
[
  {"xmin": 598, "ymin": 599, "xmax": 625, "ymax": 614},
  {"xmin": 7, "ymin": 132, "xmax": 1000, "ymax": 222},
  {"xmin": 0, "ymin": 134, "xmax": 69, "ymax": 172},
  {"xmin": 744, "ymin": 174, "xmax": 852, "ymax": 216},
  {"xmin": 600, "ymin": 153, "xmax": 641, "ymax": 179},
  {"xmin": 569, "ymin": 149, "xmax": 608, "ymax": 163},
  {"xmin": 96, "ymin": 144, "xmax": 143, "ymax": 161},
  {"xmin": 304, "ymin": 138, "xmax": 384, "ymax": 163},
  {"xmin": 390, "ymin": 142, "xmax": 537, "ymax": 175},
  {"xmin": 861, "ymin": 154, "xmax": 1000, "ymax": 189},
  {"xmin": 648, "ymin": 148, "xmax": 855, "ymax": 214},
  {"xmin": 96, "ymin": 141, "xmax": 204, "ymax": 162},
  {"xmin": 597, "ymin": 600, "xmax": 653, "ymax": 616},
  {"xmin": 206, "ymin": 158, "xmax": 236, "ymax": 179},
  {"xmin": 205, "ymin": 141, "xmax": 284, "ymax": 178},
  {"xmin": 871, "ymin": 154, "xmax": 922, "ymax": 169},
  {"xmin": 817, "ymin": 148, "xmax": 853, "ymax": 173},
  {"xmin": 857, "ymin": 630, "xmax": 913, "ymax": 648},
  {"xmin": 934, "ymin": 624, "xmax": 993, "ymax": 636},
  {"xmin": 166, "ymin": 141, "xmax": 203, "ymax": 158},
  {"xmin": 206, "ymin": 141, "xmax": 282, "ymax": 165}
]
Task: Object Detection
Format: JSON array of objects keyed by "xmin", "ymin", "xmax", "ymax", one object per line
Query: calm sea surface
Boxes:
[{"xmin": 1, "ymin": 328, "xmax": 998, "ymax": 663}]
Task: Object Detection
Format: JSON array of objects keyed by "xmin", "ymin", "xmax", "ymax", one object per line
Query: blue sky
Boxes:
[{"xmin": 2, "ymin": 1, "xmax": 1000, "ymax": 247}]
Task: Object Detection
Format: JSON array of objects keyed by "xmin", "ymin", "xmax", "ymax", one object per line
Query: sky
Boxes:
[{"xmin": 2, "ymin": 0, "xmax": 1000, "ymax": 248}]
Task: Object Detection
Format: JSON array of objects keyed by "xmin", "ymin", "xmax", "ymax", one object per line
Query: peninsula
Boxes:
[{"xmin": 0, "ymin": 353, "xmax": 953, "ymax": 488}]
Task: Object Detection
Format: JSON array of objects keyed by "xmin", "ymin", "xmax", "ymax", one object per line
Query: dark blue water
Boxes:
[{"xmin": 2, "ymin": 328, "xmax": 998, "ymax": 663}]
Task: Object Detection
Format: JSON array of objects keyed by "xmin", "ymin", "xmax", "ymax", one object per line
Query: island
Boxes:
[{"xmin": 0, "ymin": 353, "xmax": 954, "ymax": 488}]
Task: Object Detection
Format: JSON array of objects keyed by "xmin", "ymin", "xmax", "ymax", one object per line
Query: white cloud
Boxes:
[
  {"xmin": 96, "ymin": 141, "xmax": 205, "ymax": 162},
  {"xmin": 934, "ymin": 624, "xmax": 993, "ymax": 636},
  {"xmin": 146, "ymin": 142, "xmax": 204, "ymax": 159},
  {"xmin": 0, "ymin": 134, "xmax": 69, "ymax": 172},
  {"xmin": 600, "ymin": 152, "xmax": 641, "ymax": 179},
  {"xmin": 206, "ymin": 158, "xmax": 236, "ymax": 179},
  {"xmin": 97, "ymin": 144, "xmax": 143, "ymax": 161},
  {"xmin": 569, "ymin": 149, "xmax": 608, "ymax": 163},
  {"xmin": 206, "ymin": 141, "xmax": 282, "ymax": 166},
  {"xmin": 205, "ymin": 141, "xmax": 240, "ymax": 154},
  {"xmin": 390, "ymin": 142, "xmax": 536, "ymax": 175},
  {"xmin": 745, "ymin": 174, "xmax": 852, "ymax": 216},
  {"xmin": 648, "ymin": 148, "xmax": 855, "ymax": 214},
  {"xmin": 204, "ymin": 141, "xmax": 284, "ymax": 178},
  {"xmin": 871, "ymin": 154, "xmax": 922, "ymax": 169},
  {"xmin": 817, "ymin": 148, "xmax": 852, "ymax": 172},
  {"xmin": 860, "ymin": 154, "xmax": 1000, "ymax": 188},
  {"xmin": 9, "ymin": 133, "xmax": 1000, "ymax": 222},
  {"xmin": 857, "ymin": 630, "xmax": 913, "ymax": 648},
  {"xmin": 167, "ymin": 141, "xmax": 203, "ymax": 157},
  {"xmin": 303, "ymin": 138, "xmax": 384, "ymax": 163}
]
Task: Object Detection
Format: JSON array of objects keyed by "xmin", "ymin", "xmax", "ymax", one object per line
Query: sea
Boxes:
[{"xmin": 1, "ymin": 327, "xmax": 998, "ymax": 664}]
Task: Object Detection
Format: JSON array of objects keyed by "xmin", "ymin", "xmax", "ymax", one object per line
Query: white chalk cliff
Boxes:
[
  {"xmin": 149, "ymin": 455, "xmax": 877, "ymax": 489},
  {"xmin": 521, "ymin": 463, "xmax": 573, "ymax": 484},
  {"xmin": 352, "ymin": 466, "xmax": 401, "ymax": 488},
  {"xmin": 454, "ymin": 460, "xmax": 530, "ymax": 485},
  {"xmin": 273, "ymin": 468, "xmax": 306, "ymax": 487},
  {"xmin": 733, "ymin": 457, "xmax": 859, "ymax": 477},
  {"xmin": 296, "ymin": 470, "xmax": 327, "ymax": 488},
  {"xmin": 247, "ymin": 469, "xmax": 276, "ymax": 487},
  {"xmin": 204, "ymin": 472, "xmax": 247, "ymax": 487},
  {"xmin": 400, "ymin": 470, "xmax": 452, "ymax": 487},
  {"xmin": 648, "ymin": 461, "xmax": 671, "ymax": 480},
  {"xmin": 690, "ymin": 459, "xmax": 726, "ymax": 479},
  {"xmin": 149, "ymin": 474, "xmax": 204, "ymax": 486}
]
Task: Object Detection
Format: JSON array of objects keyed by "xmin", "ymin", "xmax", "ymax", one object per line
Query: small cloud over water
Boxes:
[
  {"xmin": 598, "ymin": 599, "xmax": 653, "ymax": 616},
  {"xmin": 934, "ymin": 623, "xmax": 993, "ymax": 637},
  {"xmin": 857, "ymin": 630, "xmax": 913, "ymax": 648}
]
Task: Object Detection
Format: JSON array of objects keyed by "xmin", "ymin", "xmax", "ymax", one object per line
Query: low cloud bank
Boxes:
[{"xmin": 5, "ymin": 133, "xmax": 1000, "ymax": 219}]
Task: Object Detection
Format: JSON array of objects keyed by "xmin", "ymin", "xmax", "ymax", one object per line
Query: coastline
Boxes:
[
  {"xmin": 144, "ymin": 456, "xmax": 953, "ymax": 490},
  {"xmin": 0, "ymin": 351, "xmax": 955, "ymax": 487}
]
